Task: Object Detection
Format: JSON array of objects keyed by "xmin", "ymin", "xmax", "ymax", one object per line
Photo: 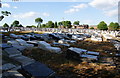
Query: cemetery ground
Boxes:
[{"xmin": 1, "ymin": 31, "xmax": 120, "ymax": 78}]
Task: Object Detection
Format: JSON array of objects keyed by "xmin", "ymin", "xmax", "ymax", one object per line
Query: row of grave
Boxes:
[
  {"xmin": 1, "ymin": 40, "xmax": 60, "ymax": 78},
  {"xmin": 1, "ymin": 27, "xmax": 120, "ymax": 36},
  {"xmin": 1, "ymin": 33, "xmax": 118, "ymax": 77}
]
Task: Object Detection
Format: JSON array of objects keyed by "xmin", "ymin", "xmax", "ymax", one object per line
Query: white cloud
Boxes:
[
  {"xmin": 104, "ymin": 9, "xmax": 118, "ymax": 17},
  {"xmin": 89, "ymin": 0, "xmax": 119, "ymax": 10},
  {"xmin": 73, "ymin": 3, "xmax": 88, "ymax": 9},
  {"xmin": 2, "ymin": 3, "xmax": 10, "ymax": 8},
  {"xmin": 13, "ymin": 6, "xmax": 18, "ymax": 9},
  {"xmin": 64, "ymin": 3, "xmax": 87, "ymax": 14},
  {"xmin": 42, "ymin": 12, "xmax": 50, "ymax": 17},
  {"xmin": 13, "ymin": 12, "xmax": 37, "ymax": 18},
  {"xmin": 64, "ymin": 8, "xmax": 79, "ymax": 13}
]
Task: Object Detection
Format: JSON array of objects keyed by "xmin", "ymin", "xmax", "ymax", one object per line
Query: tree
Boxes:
[
  {"xmin": 97, "ymin": 21, "xmax": 108, "ymax": 30},
  {"xmin": 73, "ymin": 21, "xmax": 80, "ymax": 26},
  {"xmin": 3, "ymin": 23, "xmax": 9, "ymax": 31},
  {"xmin": 54, "ymin": 22, "xmax": 58, "ymax": 28},
  {"xmin": 3, "ymin": 23, "xmax": 9, "ymax": 28},
  {"xmin": 41, "ymin": 24, "xmax": 46, "ymax": 28},
  {"xmin": 90, "ymin": 27, "xmax": 94, "ymax": 29},
  {"xmin": 109, "ymin": 22, "xmax": 119, "ymax": 31},
  {"xmin": 35, "ymin": 18, "xmax": 43, "ymax": 28},
  {"xmin": 1, "ymin": 11, "xmax": 11, "ymax": 16},
  {"xmin": 12, "ymin": 20, "xmax": 19, "ymax": 27},
  {"xmin": 18, "ymin": 24, "xmax": 23, "ymax": 27},
  {"xmin": 58, "ymin": 22, "xmax": 63, "ymax": 26},
  {"xmin": 64, "ymin": 21, "xmax": 72, "ymax": 28},
  {"xmin": 0, "ymin": 11, "xmax": 11, "ymax": 21},
  {"xmin": 46, "ymin": 21, "xmax": 54, "ymax": 28}
]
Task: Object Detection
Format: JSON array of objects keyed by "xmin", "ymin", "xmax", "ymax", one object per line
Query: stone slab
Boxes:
[
  {"xmin": 0, "ymin": 63, "xmax": 16, "ymax": 71},
  {"xmin": 4, "ymin": 47, "xmax": 22, "ymax": 57},
  {"xmin": 11, "ymin": 55, "xmax": 35, "ymax": 66}
]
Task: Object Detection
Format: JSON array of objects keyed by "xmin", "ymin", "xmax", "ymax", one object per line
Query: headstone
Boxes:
[
  {"xmin": 0, "ymin": 43, "xmax": 12, "ymax": 49},
  {"xmin": 81, "ymin": 54, "xmax": 98, "ymax": 60},
  {"xmin": 11, "ymin": 55, "xmax": 35, "ymax": 66},
  {"xmin": 20, "ymin": 61, "xmax": 55, "ymax": 78},
  {"xmin": 38, "ymin": 41, "xmax": 61, "ymax": 53},
  {"xmin": 87, "ymin": 51, "xmax": 99, "ymax": 56},
  {"xmin": 68, "ymin": 47, "xmax": 87, "ymax": 54},
  {"xmin": 4, "ymin": 47, "xmax": 22, "ymax": 57},
  {"xmin": 0, "ymin": 63, "xmax": 16, "ymax": 71}
]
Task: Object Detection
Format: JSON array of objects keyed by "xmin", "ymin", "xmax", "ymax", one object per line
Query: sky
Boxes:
[{"xmin": 0, "ymin": 0, "xmax": 119, "ymax": 26}]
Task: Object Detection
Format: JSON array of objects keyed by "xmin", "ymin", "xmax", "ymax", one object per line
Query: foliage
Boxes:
[
  {"xmin": 41, "ymin": 24, "xmax": 46, "ymax": 28},
  {"xmin": 73, "ymin": 21, "xmax": 80, "ymax": 25},
  {"xmin": 18, "ymin": 24, "xmax": 23, "ymax": 27},
  {"xmin": 54, "ymin": 22, "xmax": 58, "ymax": 28},
  {"xmin": 3, "ymin": 23, "xmax": 9, "ymax": 27},
  {"xmin": 109, "ymin": 22, "xmax": 119, "ymax": 31},
  {"xmin": 12, "ymin": 20, "xmax": 20, "ymax": 27},
  {"xmin": 61, "ymin": 21, "xmax": 72, "ymax": 28},
  {"xmin": 90, "ymin": 27, "xmax": 94, "ymax": 29},
  {"xmin": 1, "ymin": 11, "xmax": 11, "ymax": 16},
  {"xmin": 35, "ymin": 18, "xmax": 43, "ymax": 28},
  {"xmin": 58, "ymin": 22, "xmax": 63, "ymax": 26},
  {"xmin": 0, "ymin": 11, "xmax": 11, "ymax": 21},
  {"xmin": 46, "ymin": 21, "xmax": 54, "ymax": 28},
  {"xmin": 97, "ymin": 21, "xmax": 108, "ymax": 30},
  {"xmin": 26, "ymin": 25, "xmax": 36, "ymax": 28}
]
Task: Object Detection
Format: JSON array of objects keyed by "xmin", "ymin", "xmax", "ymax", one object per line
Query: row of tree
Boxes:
[
  {"xmin": 35, "ymin": 18, "xmax": 80, "ymax": 28},
  {"xmin": 97, "ymin": 21, "xmax": 120, "ymax": 31},
  {"xmin": 3, "ymin": 20, "xmax": 23, "ymax": 28}
]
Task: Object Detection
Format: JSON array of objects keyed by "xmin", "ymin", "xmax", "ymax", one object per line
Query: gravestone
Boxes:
[
  {"xmin": 11, "ymin": 55, "xmax": 35, "ymax": 66},
  {"xmin": 1, "ymin": 63, "xmax": 16, "ymax": 71},
  {"xmin": 20, "ymin": 61, "xmax": 55, "ymax": 78},
  {"xmin": 4, "ymin": 47, "xmax": 22, "ymax": 57}
]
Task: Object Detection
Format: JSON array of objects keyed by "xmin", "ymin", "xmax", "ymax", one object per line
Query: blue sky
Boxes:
[{"xmin": 0, "ymin": 0, "xmax": 119, "ymax": 26}]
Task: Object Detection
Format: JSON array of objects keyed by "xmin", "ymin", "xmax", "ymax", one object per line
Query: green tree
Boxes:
[
  {"xmin": 31, "ymin": 25, "xmax": 36, "ymax": 28},
  {"xmin": 12, "ymin": 20, "xmax": 19, "ymax": 27},
  {"xmin": 18, "ymin": 24, "xmax": 23, "ymax": 27},
  {"xmin": 58, "ymin": 22, "xmax": 63, "ymax": 26},
  {"xmin": 3, "ymin": 23, "xmax": 9, "ymax": 28},
  {"xmin": 64, "ymin": 21, "xmax": 72, "ymax": 28},
  {"xmin": 54, "ymin": 22, "xmax": 58, "ymax": 28},
  {"xmin": 73, "ymin": 21, "xmax": 80, "ymax": 26},
  {"xmin": 90, "ymin": 27, "xmax": 94, "ymax": 29},
  {"xmin": 1, "ymin": 11, "xmax": 11, "ymax": 16},
  {"xmin": 109, "ymin": 22, "xmax": 119, "ymax": 31},
  {"xmin": 97, "ymin": 21, "xmax": 108, "ymax": 30},
  {"xmin": 41, "ymin": 24, "xmax": 46, "ymax": 28},
  {"xmin": 35, "ymin": 18, "xmax": 43, "ymax": 28},
  {"xmin": 46, "ymin": 21, "xmax": 54, "ymax": 28},
  {"xmin": 0, "ymin": 11, "xmax": 11, "ymax": 21}
]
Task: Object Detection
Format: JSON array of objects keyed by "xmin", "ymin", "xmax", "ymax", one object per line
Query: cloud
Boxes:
[
  {"xmin": 64, "ymin": 8, "xmax": 79, "ymax": 13},
  {"xmin": 2, "ymin": 3, "xmax": 10, "ymax": 8},
  {"xmin": 13, "ymin": 6, "xmax": 18, "ymax": 9},
  {"xmin": 73, "ymin": 3, "xmax": 88, "ymax": 9},
  {"xmin": 13, "ymin": 12, "xmax": 37, "ymax": 18},
  {"xmin": 89, "ymin": 0, "xmax": 119, "ymax": 10},
  {"xmin": 42, "ymin": 12, "xmax": 50, "ymax": 17},
  {"xmin": 64, "ymin": 3, "xmax": 87, "ymax": 14},
  {"xmin": 104, "ymin": 9, "xmax": 118, "ymax": 17}
]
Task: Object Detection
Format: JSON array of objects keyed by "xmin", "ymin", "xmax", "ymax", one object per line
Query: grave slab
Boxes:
[
  {"xmin": 0, "ymin": 63, "xmax": 16, "ymax": 71},
  {"xmin": 4, "ymin": 47, "xmax": 22, "ymax": 57},
  {"xmin": 21, "ymin": 61, "xmax": 55, "ymax": 78},
  {"xmin": 11, "ymin": 55, "xmax": 35, "ymax": 66}
]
